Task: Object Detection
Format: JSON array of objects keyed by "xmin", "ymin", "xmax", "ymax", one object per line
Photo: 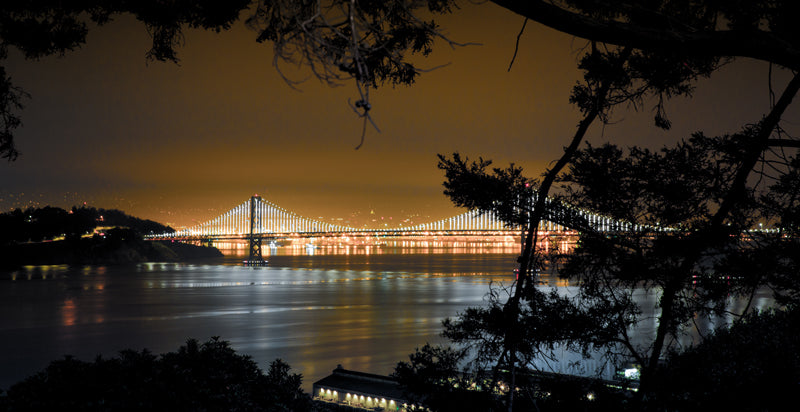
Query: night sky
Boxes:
[{"xmin": 0, "ymin": 2, "xmax": 793, "ymax": 229}]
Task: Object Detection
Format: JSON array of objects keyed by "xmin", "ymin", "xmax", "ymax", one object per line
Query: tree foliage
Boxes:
[
  {"xmin": 6, "ymin": 0, "xmax": 800, "ymax": 158},
  {"xmin": 6, "ymin": 1, "xmax": 800, "ymax": 408},
  {"xmin": 248, "ymin": 0, "xmax": 455, "ymax": 87},
  {"xmin": 403, "ymin": 2, "xmax": 800, "ymax": 409},
  {"xmin": 648, "ymin": 307, "xmax": 800, "ymax": 411},
  {"xmin": 492, "ymin": 0, "xmax": 800, "ymax": 71},
  {"xmin": 437, "ymin": 153, "xmax": 533, "ymax": 227},
  {"xmin": 432, "ymin": 79, "xmax": 800, "ymax": 403},
  {"xmin": 393, "ymin": 343, "xmax": 500, "ymax": 412},
  {"xmin": 555, "ymin": 132, "xmax": 800, "ymax": 387},
  {"xmin": 432, "ymin": 131, "xmax": 800, "ymax": 409},
  {"xmin": 1, "ymin": 337, "xmax": 312, "ymax": 411}
]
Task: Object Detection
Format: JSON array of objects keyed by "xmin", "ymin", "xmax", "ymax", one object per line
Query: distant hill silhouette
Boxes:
[
  {"xmin": 0, "ymin": 206, "xmax": 173, "ymax": 244},
  {"xmin": 0, "ymin": 206, "xmax": 220, "ymax": 268}
]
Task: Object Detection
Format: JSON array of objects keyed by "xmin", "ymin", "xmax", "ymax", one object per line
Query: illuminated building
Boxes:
[{"xmin": 313, "ymin": 365, "xmax": 427, "ymax": 411}]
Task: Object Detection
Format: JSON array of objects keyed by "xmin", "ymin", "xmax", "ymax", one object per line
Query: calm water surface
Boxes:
[
  {"xmin": 0, "ymin": 244, "xmax": 523, "ymax": 390},
  {"xmin": 0, "ymin": 243, "xmax": 776, "ymax": 391}
]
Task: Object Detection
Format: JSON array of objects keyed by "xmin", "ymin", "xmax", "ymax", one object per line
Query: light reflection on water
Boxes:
[
  {"xmin": 0, "ymin": 244, "xmax": 776, "ymax": 391},
  {"xmin": 0, "ymin": 246, "xmax": 519, "ymax": 391}
]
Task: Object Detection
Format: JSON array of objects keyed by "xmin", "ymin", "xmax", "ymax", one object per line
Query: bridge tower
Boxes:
[{"xmin": 245, "ymin": 194, "xmax": 267, "ymax": 266}]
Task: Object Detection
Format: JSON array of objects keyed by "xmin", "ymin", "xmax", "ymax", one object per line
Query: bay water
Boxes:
[
  {"xmin": 0, "ymin": 243, "xmax": 521, "ymax": 391},
  {"xmin": 0, "ymin": 241, "xmax": 775, "ymax": 391}
]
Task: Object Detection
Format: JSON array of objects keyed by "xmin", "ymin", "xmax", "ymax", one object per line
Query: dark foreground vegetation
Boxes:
[
  {"xmin": 3, "ymin": 2, "xmax": 800, "ymax": 411},
  {"xmin": 391, "ymin": 306, "xmax": 800, "ymax": 412},
  {"xmin": 649, "ymin": 307, "xmax": 800, "ymax": 411},
  {"xmin": 0, "ymin": 206, "xmax": 220, "ymax": 268},
  {"xmin": 0, "ymin": 337, "xmax": 313, "ymax": 411},
  {"xmin": 1, "ymin": 309, "xmax": 797, "ymax": 411}
]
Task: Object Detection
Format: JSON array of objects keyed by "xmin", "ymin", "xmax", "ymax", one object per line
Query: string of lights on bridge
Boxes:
[{"xmin": 146, "ymin": 194, "xmax": 650, "ymax": 240}]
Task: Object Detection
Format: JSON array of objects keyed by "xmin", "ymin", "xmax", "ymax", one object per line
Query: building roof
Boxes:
[{"xmin": 313, "ymin": 365, "xmax": 407, "ymax": 401}]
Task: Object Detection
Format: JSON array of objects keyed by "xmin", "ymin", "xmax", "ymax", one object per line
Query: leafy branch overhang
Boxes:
[{"xmin": 491, "ymin": 0, "xmax": 800, "ymax": 71}]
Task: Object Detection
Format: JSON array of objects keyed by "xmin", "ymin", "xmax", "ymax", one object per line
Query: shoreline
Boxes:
[{"xmin": 0, "ymin": 238, "xmax": 223, "ymax": 270}]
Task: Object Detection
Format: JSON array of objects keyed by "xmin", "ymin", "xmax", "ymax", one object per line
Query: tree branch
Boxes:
[
  {"xmin": 767, "ymin": 138, "xmax": 800, "ymax": 148},
  {"xmin": 711, "ymin": 72, "xmax": 800, "ymax": 228},
  {"xmin": 490, "ymin": 0, "xmax": 800, "ymax": 70}
]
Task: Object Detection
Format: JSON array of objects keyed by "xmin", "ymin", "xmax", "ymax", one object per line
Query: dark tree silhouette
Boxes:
[
  {"xmin": 6, "ymin": 1, "xmax": 800, "ymax": 157},
  {"xmin": 376, "ymin": 2, "xmax": 800, "ymax": 410},
  {"xmin": 649, "ymin": 307, "xmax": 800, "ymax": 411},
  {"xmin": 2, "ymin": 337, "xmax": 313, "ymax": 411},
  {"xmin": 393, "ymin": 343, "xmax": 500, "ymax": 412},
  {"xmin": 5, "ymin": 2, "xmax": 800, "ymax": 408},
  {"xmin": 490, "ymin": 0, "xmax": 800, "ymax": 71},
  {"xmin": 429, "ymin": 127, "xmax": 800, "ymax": 410}
]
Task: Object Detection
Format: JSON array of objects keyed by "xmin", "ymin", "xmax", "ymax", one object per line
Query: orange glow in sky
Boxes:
[{"xmin": 0, "ymin": 3, "xmax": 793, "ymax": 229}]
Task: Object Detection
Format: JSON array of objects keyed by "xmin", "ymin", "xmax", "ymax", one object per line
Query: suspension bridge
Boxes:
[{"xmin": 148, "ymin": 194, "xmax": 643, "ymax": 265}]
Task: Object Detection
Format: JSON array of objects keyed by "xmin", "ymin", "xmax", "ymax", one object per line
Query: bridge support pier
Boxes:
[{"xmin": 245, "ymin": 195, "xmax": 267, "ymax": 266}]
